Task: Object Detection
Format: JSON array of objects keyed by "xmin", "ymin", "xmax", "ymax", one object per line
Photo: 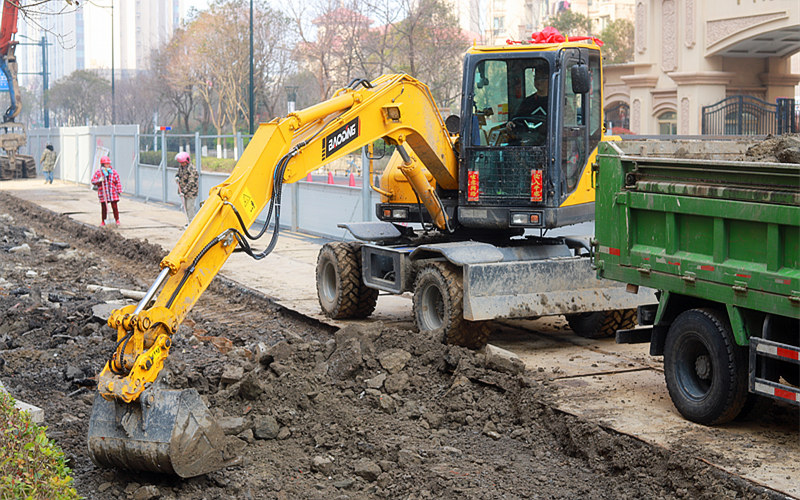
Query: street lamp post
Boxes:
[
  {"xmin": 17, "ymin": 35, "xmax": 51, "ymax": 128},
  {"xmin": 249, "ymin": 0, "xmax": 254, "ymax": 134},
  {"xmin": 111, "ymin": 2, "xmax": 115, "ymax": 124}
]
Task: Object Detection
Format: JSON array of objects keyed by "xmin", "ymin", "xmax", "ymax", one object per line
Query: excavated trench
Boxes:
[{"xmin": 0, "ymin": 190, "xmax": 790, "ymax": 499}]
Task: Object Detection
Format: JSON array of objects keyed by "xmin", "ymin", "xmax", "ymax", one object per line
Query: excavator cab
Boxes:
[{"xmin": 376, "ymin": 44, "xmax": 603, "ymax": 233}]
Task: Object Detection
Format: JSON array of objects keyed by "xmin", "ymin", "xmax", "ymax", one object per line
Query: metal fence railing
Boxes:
[
  {"xmin": 702, "ymin": 96, "xmax": 797, "ymax": 135},
  {"xmin": 24, "ymin": 125, "xmax": 379, "ymax": 239}
]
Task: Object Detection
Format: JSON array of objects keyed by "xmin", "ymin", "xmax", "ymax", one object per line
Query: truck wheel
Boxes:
[
  {"xmin": 565, "ymin": 309, "xmax": 636, "ymax": 339},
  {"xmin": 412, "ymin": 262, "xmax": 490, "ymax": 349},
  {"xmin": 316, "ymin": 242, "xmax": 378, "ymax": 319},
  {"xmin": 663, "ymin": 308, "xmax": 748, "ymax": 425}
]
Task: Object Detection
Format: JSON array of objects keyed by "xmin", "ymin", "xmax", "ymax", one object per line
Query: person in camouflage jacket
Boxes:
[
  {"xmin": 40, "ymin": 144, "xmax": 57, "ymax": 184},
  {"xmin": 175, "ymin": 151, "xmax": 199, "ymax": 223}
]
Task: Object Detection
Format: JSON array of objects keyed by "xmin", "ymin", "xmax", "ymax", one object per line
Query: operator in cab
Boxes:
[
  {"xmin": 471, "ymin": 59, "xmax": 550, "ymax": 147},
  {"xmin": 506, "ymin": 67, "xmax": 549, "ymax": 145}
]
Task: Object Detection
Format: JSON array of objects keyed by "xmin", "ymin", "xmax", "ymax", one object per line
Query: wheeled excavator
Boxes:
[
  {"xmin": 0, "ymin": 0, "xmax": 34, "ymax": 181},
  {"xmin": 88, "ymin": 31, "xmax": 654, "ymax": 477}
]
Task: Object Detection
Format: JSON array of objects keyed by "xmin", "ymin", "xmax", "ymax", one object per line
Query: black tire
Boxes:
[
  {"xmin": 412, "ymin": 262, "xmax": 490, "ymax": 349},
  {"xmin": 565, "ymin": 309, "xmax": 637, "ymax": 339},
  {"xmin": 663, "ymin": 308, "xmax": 748, "ymax": 425},
  {"xmin": 316, "ymin": 241, "xmax": 378, "ymax": 319}
]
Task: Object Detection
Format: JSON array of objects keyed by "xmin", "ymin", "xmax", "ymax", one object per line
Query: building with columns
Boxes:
[{"xmin": 605, "ymin": 0, "xmax": 800, "ymax": 135}]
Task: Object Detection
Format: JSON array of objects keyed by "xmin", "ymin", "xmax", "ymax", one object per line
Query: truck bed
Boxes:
[{"xmin": 594, "ymin": 139, "xmax": 800, "ymax": 320}]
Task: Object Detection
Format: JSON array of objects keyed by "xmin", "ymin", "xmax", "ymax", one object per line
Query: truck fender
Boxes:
[{"xmin": 650, "ymin": 291, "xmax": 734, "ymax": 356}]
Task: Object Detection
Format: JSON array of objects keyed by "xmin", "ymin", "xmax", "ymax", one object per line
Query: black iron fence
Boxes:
[{"xmin": 702, "ymin": 96, "xmax": 797, "ymax": 135}]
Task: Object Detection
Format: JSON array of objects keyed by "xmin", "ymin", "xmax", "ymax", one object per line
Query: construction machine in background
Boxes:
[
  {"xmin": 0, "ymin": 0, "xmax": 35, "ymax": 181},
  {"xmin": 88, "ymin": 31, "xmax": 654, "ymax": 477}
]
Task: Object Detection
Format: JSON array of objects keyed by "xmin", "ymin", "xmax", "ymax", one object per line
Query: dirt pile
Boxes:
[
  {"xmin": 0, "ymin": 191, "xmax": 784, "ymax": 499},
  {"xmin": 745, "ymin": 133, "xmax": 800, "ymax": 163}
]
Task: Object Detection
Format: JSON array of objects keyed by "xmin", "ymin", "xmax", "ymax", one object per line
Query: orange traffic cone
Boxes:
[
  {"xmin": 327, "ymin": 172, "xmax": 334, "ymax": 184},
  {"xmin": 306, "ymin": 173, "xmax": 313, "ymax": 182},
  {"xmin": 348, "ymin": 173, "xmax": 356, "ymax": 187}
]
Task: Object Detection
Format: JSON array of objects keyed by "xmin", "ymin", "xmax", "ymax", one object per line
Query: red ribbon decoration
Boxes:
[{"xmin": 506, "ymin": 26, "xmax": 604, "ymax": 46}]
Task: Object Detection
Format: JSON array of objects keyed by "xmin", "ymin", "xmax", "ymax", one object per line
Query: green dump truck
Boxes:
[{"xmin": 594, "ymin": 138, "xmax": 799, "ymax": 425}]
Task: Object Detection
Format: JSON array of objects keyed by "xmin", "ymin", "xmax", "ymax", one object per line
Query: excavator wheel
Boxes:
[
  {"xmin": 316, "ymin": 241, "xmax": 378, "ymax": 319},
  {"xmin": 88, "ymin": 385, "xmax": 237, "ymax": 478},
  {"xmin": 412, "ymin": 262, "xmax": 491, "ymax": 349},
  {"xmin": 565, "ymin": 308, "xmax": 637, "ymax": 339}
]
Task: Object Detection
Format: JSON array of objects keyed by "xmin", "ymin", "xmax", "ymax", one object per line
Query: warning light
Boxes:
[{"xmin": 159, "ymin": 126, "xmax": 172, "ymax": 131}]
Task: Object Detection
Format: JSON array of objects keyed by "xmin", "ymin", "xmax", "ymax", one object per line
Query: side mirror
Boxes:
[
  {"xmin": 571, "ymin": 64, "xmax": 591, "ymax": 94},
  {"xmin": 445, "ymin": 115, "xmax": 461, "ymax": 134}
]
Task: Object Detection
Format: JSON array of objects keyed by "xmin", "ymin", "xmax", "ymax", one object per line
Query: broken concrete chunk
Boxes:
[
  {"xmin": 91, "ymin": 303, "xmax": 119, "ymax": 324},
  {"xmin": 253, "ymin": 415, "xmax": 280, "ymax": 439},
  {"xmin": 220, "ymin": 365, "xmax": 244, "ymax": 385},
  {"xmin": 384, "ymin": 372, "xmax": 409, "ymax": 394},
  {"xmin": 238, "ymin": 371, "xmax": 264, "ymax": 400},
  {"xmin": 218, "ymin": 416, "xmax": 249, "ymax": 435},
  {"xmin": 364, "ymin": 372, "xmax": 386, "ymax": 390},
  {"xmin": 9, "ymin": 243, "xmax": 30, "ymax": 253},
  {"xmin": 378, "ymin": 348, "xmax": 412, "ymax": 374},
  {"xmin": 353, "ymin": 458, "xmax": 381, "ymax": 481},
  {"xmin": 311, "ymin": 455, "xmax": 335, "ymax": 475},
  {"xmin": 482, "ymin": 344, "xmax": 525, "ymax": 375},
  {"xmin": 0, "ymin": 379, "xmax": 44, "ymax": 424}
]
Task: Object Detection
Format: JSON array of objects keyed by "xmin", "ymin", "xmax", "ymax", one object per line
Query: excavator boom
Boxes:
[{"xmin": 89, "ymin": 74, "xmax": 458, "ymax": 477}]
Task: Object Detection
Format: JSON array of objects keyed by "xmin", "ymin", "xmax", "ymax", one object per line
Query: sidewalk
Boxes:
[{"xmin": 0, "ymin": 178, "xmax": 415, "ymax": 328}]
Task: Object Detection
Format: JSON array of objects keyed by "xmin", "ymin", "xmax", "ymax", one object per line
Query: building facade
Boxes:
[
  {"xmin": 606, "ymin": 0, "xmax": 800, "ymax": 135},
  {"xmin": 17, "ymin": 1, "xmax": 186, "ymax": 87}
]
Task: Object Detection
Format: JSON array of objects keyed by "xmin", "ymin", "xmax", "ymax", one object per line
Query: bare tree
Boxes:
[
  {"xmin": 370, "ymin": 0, "xmax": 469, "ymax": 109},
  {"xmin": 153, "ymin": 31, "xmax": 198, "ymax": 133},
  {"xmin": 178, "ymin": 5, "xmax": 229, "ymax": 149},
  {"xmin": 47, "ymin": 70, "xmax": 110, "ymax": 126},
  {"xmin": 115, "ymin": 72, "xmax": 161, "ymax": 132},
  {"xmin": 252, "ymin": 2, "xmax": 296, "ymax": 120},
  {"xmin": 291, "ymin": 0, "xmax": 373, "ymax": 101}
]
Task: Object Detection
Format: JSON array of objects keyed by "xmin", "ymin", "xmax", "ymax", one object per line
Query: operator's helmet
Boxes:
[
  {"xmin": 100, "ymin": 156, "xmax": 111, "ymax": 165},
  {"xmin": 175, "ymin": 151, "xmax": 191, "ymax": 164}
]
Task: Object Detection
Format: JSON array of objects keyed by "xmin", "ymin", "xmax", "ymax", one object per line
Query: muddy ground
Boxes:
[{"xmin": 0, "ymin": 191, "xmax": 786, "ymax": 500}]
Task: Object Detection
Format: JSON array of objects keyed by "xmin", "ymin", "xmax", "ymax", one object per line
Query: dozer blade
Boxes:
[{"xmin": 87, "ymin": 386, "xmax": 237, "ymax": 478}]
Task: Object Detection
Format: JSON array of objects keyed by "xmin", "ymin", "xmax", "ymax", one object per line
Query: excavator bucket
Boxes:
[{"xmin": 87, "ymin": 386, "xmax": 237, "ymax": 478}]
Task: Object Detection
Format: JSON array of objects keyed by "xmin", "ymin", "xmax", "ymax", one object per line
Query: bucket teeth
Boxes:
[{"xmin": 87, "ymin": 387, "xmax": 237, "ymax": 478}]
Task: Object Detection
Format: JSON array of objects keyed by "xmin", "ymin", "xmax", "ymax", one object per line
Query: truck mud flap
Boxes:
[
  {"xmin": 88, "ymin": 386, "xmax": 237, "ymax": 478},
  {"xmin": 462, "ymin": 257, "xmax": 657, "ymax": 321}
]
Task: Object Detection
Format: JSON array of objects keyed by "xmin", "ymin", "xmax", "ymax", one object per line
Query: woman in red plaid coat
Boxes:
[{"xmin": 91, "ymin": 155, "xmax": 123, "ymax": 226}]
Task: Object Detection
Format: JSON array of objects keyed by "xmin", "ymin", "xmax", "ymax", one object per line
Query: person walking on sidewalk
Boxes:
[
  {"xmin": 175, "ymin": 151, "xmax": 198, "ymax": 224},
  {"xmin": 40, "ymin": 144, "xmax": 56, "ymax": 184},
  {"xmin": 91, "ymin": 155, "xmax": 122, "ymax": 226}
]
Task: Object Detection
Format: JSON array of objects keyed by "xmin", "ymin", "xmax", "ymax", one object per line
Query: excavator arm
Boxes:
[
  {"xmin": 97, "ymin": 74, "xmax": 459, "ymax": 405},
  {"xmin": 0, "ymin": 0, "xmax": 20, "ymax": 123}
]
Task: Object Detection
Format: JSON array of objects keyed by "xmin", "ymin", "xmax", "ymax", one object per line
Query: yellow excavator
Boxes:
[{"xmin": 89, "ymin": 32, "xmax": 652, "ymax": 477}]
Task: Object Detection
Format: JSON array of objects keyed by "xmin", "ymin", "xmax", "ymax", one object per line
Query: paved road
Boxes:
[{"xmin": 2, "ymin": 178, "xmax": 797, "ymax": 498}]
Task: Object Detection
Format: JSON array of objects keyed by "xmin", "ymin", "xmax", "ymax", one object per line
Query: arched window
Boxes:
[{"xmin": 658, "ymin": 111, "xmax": 677, "ymax": 135}]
